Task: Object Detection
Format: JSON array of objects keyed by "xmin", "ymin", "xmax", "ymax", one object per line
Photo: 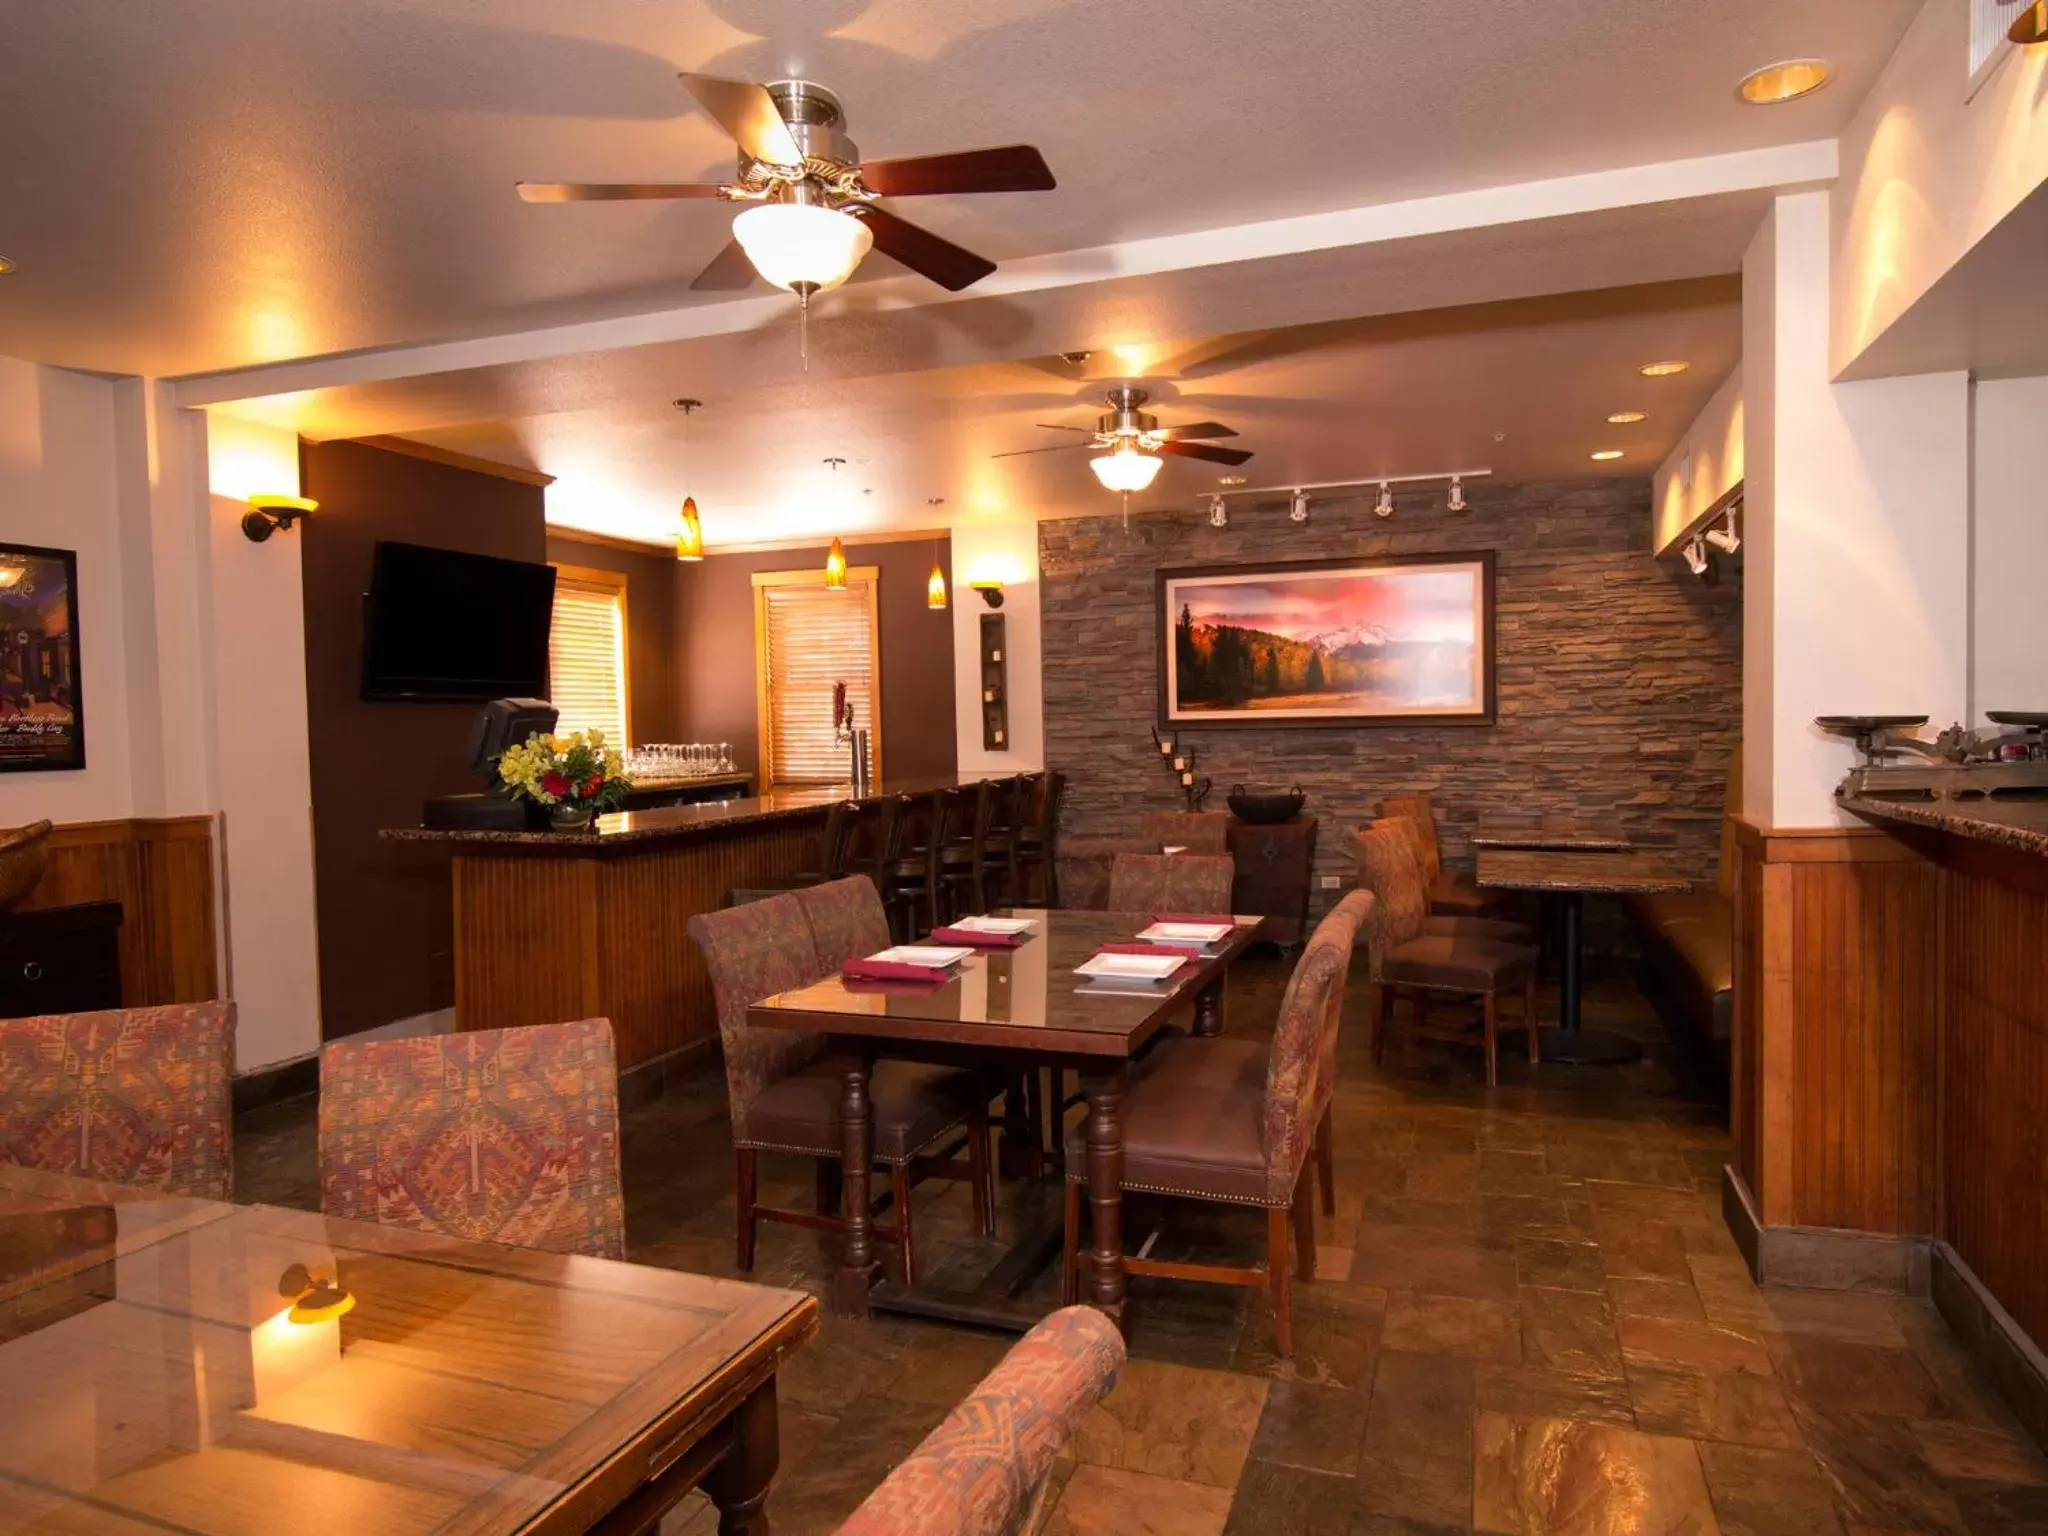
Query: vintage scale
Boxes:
[{"xmin": 1818, "ymin": 712, "xmax": 2048, "ymax": 802}]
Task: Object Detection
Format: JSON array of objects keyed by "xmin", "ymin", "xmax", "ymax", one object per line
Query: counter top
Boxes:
[
  {"xmin": 382, "ymin": 774, "xmax": 986, "ymax": 849},
  {"xmin": 1841, "ymin": 795, "xmax": 2048, "ymax": 858},
  {"xmin": 1475, "ymin": 847, "xmax": 1689, "ymax": 895}
]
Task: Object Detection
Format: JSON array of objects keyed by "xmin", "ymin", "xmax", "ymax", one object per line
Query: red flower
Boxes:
[
  {"xmin": 581, "ymin": 776, "xmax": 600, "ymax": 799},
  {"xmin": 542, "ymin": 771, "xmax": 571, "ymax": 798}
]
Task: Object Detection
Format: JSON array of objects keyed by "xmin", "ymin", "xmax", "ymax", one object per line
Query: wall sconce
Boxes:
[
  {"xmin": 824, "ymin": 536, "xmax": 848, "ymax": 591},
  {"xmin": 971, "ymin": 580, "xmax": 1005, "ymax": 609},
  {"xmin": 241, "ymin": 494, "xmax": 317, "ymax": 543},
  {"xmin": 278, "ymin": 1262, "xmax": 356, "ymax": 1325}
]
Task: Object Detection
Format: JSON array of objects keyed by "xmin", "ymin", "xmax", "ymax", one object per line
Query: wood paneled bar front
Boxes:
[{"xmin": 382, "ymin": 777, "xmax": 982, "ymax": 1073}]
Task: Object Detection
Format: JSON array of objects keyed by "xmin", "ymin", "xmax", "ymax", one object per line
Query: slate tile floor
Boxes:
[{"xmin": 234, "ymin": 956, "xmax": 2048, "ymax": 1534}]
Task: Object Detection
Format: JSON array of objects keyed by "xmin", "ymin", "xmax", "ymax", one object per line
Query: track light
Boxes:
[
  {"xmin": 1683, "ymin": 536, "xmax": 1709, "ymax": 578},
  {"xmin": 1446, "ymin": 476, "xmax": 1467, "ymax": 513},
  {"xmin": 1206, "ymin": 494, "xmax": 1228, "ymax": 528},
  {"xmin": 1289, "ymin": 489, "xmax": 1310, "ymax": 525},
  {"xmin": 1374, "ymin": 483, "xmax": 1394, "ymax": 518},
  {"xmin": 1703, "ymin": 506, "xmax": 1741, "ymax": 554}
]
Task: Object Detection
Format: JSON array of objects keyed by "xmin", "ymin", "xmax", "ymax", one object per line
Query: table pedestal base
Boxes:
[{"xmin": 1527, "ymin": 1026, "xmax": 1643, "ymax": 1066}]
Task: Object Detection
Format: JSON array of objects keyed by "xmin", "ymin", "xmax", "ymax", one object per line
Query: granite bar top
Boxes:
[
  {"xmin": 1475, "ymin": 847, "xmax": 1690, "ymax": 895},
  {"xmin": 382, "ymin": 774, "xmax": 985, "ymax": 850},
  {"xmin": 1841, "ymin": 795, "xmax": 2048, "ymax": 858}
]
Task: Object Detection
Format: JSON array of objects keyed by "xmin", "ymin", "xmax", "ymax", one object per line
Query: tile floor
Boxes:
[{"xmin": 234, "ymin": 955, "xmax": 2048, "ymax": 1535}]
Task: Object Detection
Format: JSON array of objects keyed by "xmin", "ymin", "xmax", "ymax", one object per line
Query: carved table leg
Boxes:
[
  {"xmin": 1082, "ymin": 1067, "xmax": 1129, "ymax": 1326},
  {"xmin": 1193, "ymin": 974, "xmax": 1226, "ymax": 1037},
  {"xmin": 834, "ymin": 1056, "xmax": 879, "ymax": 1317},
  {"xmin": 703, "ymin": 1379, "xmax": 779, "ymax": 1535}
]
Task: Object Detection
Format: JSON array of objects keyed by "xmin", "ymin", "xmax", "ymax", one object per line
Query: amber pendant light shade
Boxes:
[
  {"xmin": 675, "ymin": 496, "xmax": 705, "ymax": 561},
  {"xmin": 825, "ymin": 536, "xmax": 848, "ymax": 590},
  {"xmin": 2013, "ymin": 2, "xmax": 2048, "ymax": 45}
]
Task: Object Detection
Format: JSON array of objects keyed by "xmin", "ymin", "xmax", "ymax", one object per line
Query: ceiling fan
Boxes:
[
  {"xmin": 994, "ymin": 387, "xmax": 1254, "ymax": 491},
  {"xmin": 517, "ymin": 75, "xmax": 1054, "ymax": 296}
]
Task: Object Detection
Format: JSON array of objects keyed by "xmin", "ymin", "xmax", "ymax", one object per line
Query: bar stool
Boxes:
[
  {"xmin": 937, "ymin": 781, "xmax": 997, "ymax": 918},
  {"xmin": 884, "ymin": 786, "xmax": 961, "ymax": 940},
  {"xmin": 729, "ymin": 799, "xmax": 858, "ymax": 906},
  {"xmin": 1013, "ymin": 769, "xmax": 1064, "ymax": 906}
]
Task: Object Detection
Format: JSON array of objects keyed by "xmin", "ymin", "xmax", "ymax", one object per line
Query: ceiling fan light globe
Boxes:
[
  {"xmin": 732, "ymin": 203, "xmax": 873, "ymax": 293},
  {"xmin": 1090, "ymin": 441, "xmax": 1163, "ymax": 493}
]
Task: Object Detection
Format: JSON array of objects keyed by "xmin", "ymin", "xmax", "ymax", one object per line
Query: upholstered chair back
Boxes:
[
  {"xmin": 1376, "ymin": 792, "xmax": 1441, "ymax": 880},
  {"xmin": 319, "ymin": 1018, "xmax": 626, "ymax": 1258},
  {"xmin": 1352, "ymin": 820, "xmax": 1432, "ymax": 978},
  {"xmin": 1107, "ymin": 852, "xmax": 1235, "ymax": 915},
  {"xmin": 834, "ymin": 1306, "xmax": 1126, "ymax": 1536},
  {"xmin": 0, "ymin": 1001, "xmax": 236, "ymax": 1200},
  {"xmin": 795, "ymin": 875, "xmax": 893, "ymax": 974},
  {"xmin": 1260, "ymin": 894, "xmax": 1370, "ymax": 1201},
  {"xmin": 1136, "ymin": 810, "xmax": 1231, "ymax": 854},
  {"xmin": 687, "ymin": 893, "xmax": 825, "ymax": 1139}
]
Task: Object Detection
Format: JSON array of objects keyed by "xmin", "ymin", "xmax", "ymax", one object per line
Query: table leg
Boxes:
[
  {"xmin": 1560, "ymin": 892, "xmax": 1583, "ymax": 1031},
  {"xmin": 834, "ymin": 1056, "xmax": 879, "ymax": 1316},
  {"xmin": 702, "ymin": 1379, "xmax": 778, "ymax": 1536},
  {"xmin": 1082, "ymin": 1068, "xmax": 1128, "ymax": 1325},
  {"xmin": 1533, "ymin": 890, "xmax": 1643, "ymax": 1066},
  {"xmin": 1193, "ymin": 973, "xmax": 1226, "ymax": 1037}
]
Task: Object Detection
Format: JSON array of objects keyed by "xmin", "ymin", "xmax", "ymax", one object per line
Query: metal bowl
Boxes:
[
  {"xmin": 0, "ymin": 820, "xmax": 52, "ymax": 913},
  {"xmin": 1227, "ymin": 785, "xmax": 1306, "ymax": 824}
]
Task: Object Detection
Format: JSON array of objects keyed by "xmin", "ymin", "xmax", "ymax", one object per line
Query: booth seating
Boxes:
[{"xmin": 1626, "ymin": 751, "xmax": 1739, "ymax": 1074}]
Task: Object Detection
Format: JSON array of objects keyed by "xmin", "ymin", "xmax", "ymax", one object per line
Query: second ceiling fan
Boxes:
[
  {"xmin": 518, "ymin": 74, "xmax": 1054, "ymax": 296},
  {"xmin": 996, "ymin": 387, "xmax": 1254, "ymax": 491}
]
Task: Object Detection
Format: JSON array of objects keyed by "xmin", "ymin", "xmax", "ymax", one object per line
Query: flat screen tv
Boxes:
[{"xmin": 361, "ymin": 541, "xmax": 557, "ymax": 702}]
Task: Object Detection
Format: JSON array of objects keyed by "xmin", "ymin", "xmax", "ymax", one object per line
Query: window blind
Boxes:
[
  {"xmin": 549, "ymin": 572, "xmax": 629, "ymax": 747},
  {"xmin": 760, "ymin": 575, "xmax": 879, "ymax": 786}
]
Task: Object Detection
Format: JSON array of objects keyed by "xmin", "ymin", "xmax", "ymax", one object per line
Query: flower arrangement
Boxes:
[{"xmin": 497, "ymin": 730, "xmax": 631, "ymax": 828}]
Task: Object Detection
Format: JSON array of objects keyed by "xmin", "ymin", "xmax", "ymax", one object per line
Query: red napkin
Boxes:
[
  {"xmin": 1094, "ymin": 943, "xmax": 1192, "ymax": 970},
  {"xmin": 842, "ymin": 958, "xmax": 948, "ymax": 983},
  {"xmin": 1151, "ymin": 913, "xmax": 1237, "ymax": 927},
  {"xmin": 928, "ymin": 925, "xmax": 1026, "ymax": 948}
]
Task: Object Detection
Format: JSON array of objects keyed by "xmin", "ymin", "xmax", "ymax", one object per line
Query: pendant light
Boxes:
[
  {"xmin": 925, "ymin": 503, "xmax": 948, "ymax": 610},
  {"xmin": 823, "ymin": 458, "xmax": 849, "ymax": 589},
  {"xmin": 673, "ymin": 399, "xmax": 705, "ymax": 561}
]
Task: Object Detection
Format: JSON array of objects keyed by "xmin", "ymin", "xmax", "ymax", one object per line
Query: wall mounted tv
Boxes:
[{"xmin": 361, "ymin": 540, "xmax": 556, "ymax": 702}]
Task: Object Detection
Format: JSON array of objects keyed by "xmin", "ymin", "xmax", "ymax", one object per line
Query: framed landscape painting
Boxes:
[
  {"xmin": 1159, "ymin": 552, "xmax": 1495, "ymax": 727},
  {"xmin": 0, "ymin": 544, "xmax": 86, "ymax": 771}
]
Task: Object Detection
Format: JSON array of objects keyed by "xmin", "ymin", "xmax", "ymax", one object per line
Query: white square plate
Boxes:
[
  {"xmin": 1074, "ymin": 953, "xmax": 1184, "ymax": 982},
  {"xmin": 871, "ymin": 945, "xmax": 974, "ymax": 969},
  {"xmin": 950, "ymin": 916, "xmax": 1036, "ymax": 935},
  {"xmin": 1137, "ymin": 921, "xmax": 1236, "ymax": 945}
]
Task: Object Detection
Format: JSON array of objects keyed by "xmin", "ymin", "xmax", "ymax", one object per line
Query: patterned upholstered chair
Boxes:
[
  {"xmin": 1136, "ymin": 809, "xmax": 1230, "ymax": 854},
  {"xmin": 687, "ymin": 881, "xmax": 992, "ymax": 1284},
  {"xmin": 1060, "ymin": 893, "xmax": 1369, "ymax": 1355},
  {"xmin": 0, "ymin": 1002, "xmax": 236, "ymax": 1200},
  {"xmin": 1106, "ymin": 851, "xmax": 1235, "ymax": 915},
  {"xmin": 835, "ymin": 1306, "xmax": 1126, "ymax": 1536},
  {"xmin": 1355, "ymin": 820, "xmax": 1539, "ymax": 1088},
  {"xmin": 1378, "ymin": 790, "xmax": 1518, "ymax": 920},
  {"xmin": 319, "ymin": 1018, "xmax": 626, "ymax": 1258}
]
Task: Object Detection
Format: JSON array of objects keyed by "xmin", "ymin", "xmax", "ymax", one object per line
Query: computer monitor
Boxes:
[{"xmin": 465, "ymin": 698, "xmax": 557, "ymax": 780}]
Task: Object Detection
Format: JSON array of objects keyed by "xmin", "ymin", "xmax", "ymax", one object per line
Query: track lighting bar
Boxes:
[{"xmin": 1204, "ymin": 468, "xmax": 1493, "ymax": 501}]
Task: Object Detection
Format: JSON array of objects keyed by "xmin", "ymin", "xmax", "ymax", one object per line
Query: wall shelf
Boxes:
[{"xmin": 979, "ymin": 614, "xmax": 1009, "ymax": 751}]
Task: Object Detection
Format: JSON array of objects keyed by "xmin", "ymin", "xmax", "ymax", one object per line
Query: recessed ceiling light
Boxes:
[
  {"xmin": 1590, "ymin": 450, "xmax": 1625, "ymax": 462},
  {"xmin": 1737, "ymin": 59, "xmax": 1833, "ymax": 105},
  {"xmin": 1606, "ymin": 411, "xmax": 1647, "ymax": 425},
  {"xmin": 1639, "ymin": 360, "xmax": 1690, "ymax": 378}
]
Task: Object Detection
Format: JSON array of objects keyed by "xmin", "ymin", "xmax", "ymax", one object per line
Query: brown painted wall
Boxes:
[
  {"xmin": 1041, "ymin": 480, "xmax": 1743, "ymax": 919},
  {"xmin": 545, "ymin": 535, "xmax": 680, "ymax": 745},
  {"xmin": 674, "ymin": 537, "xmax": 956, "ymax": 783},
  {"xmin": 300, "ymin": 440, "xmax": 547, "ymax": 1040}
]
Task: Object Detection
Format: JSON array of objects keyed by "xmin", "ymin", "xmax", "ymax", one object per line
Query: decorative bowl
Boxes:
[
  {"xmin": 0, "ymin": 820, "xmax": 53, "ymax": 912},
  {"xmin": 1227, "ymin": 785, "xmax": 1306, "ymax": 824}
]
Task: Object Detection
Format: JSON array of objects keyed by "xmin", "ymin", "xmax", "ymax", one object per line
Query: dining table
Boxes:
[
  {"xmin": 1475, "ymin": 847, "xmax": 1689, "ymax": 1066},
  {"xmin": 747, "ymin": 907, "xmax": 1261, "ymax": 1330},
  {"xmin": 1471, "ymin": 819, "xmax": 1635, "ymax": 852},
  {"xmin": 0, "ymin": 1163, "xmax": 818, "ymax": 1536}
]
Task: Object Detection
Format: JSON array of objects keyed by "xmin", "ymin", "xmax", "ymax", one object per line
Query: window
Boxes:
[
  {"xmin": 753, "ymin": 566, "xmax": 881, "ymax": 786},
  {"xmin": 548, "ymin": 564, "xmax": 630, "ymax": 746}
]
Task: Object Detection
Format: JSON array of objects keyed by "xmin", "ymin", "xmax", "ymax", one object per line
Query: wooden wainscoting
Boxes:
[
  {"xmin": 19, "ymin": 816, "xmax": 220, "ymax": 1006},
  {"xmin": 1729, "ymin": 819, "xmax": 1941, "ymax": 1235}
]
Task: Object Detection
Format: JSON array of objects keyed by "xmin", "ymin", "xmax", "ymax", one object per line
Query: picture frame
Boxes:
[
  {"xmin": 1157, "ymin": 552, "xmax": 1496, "ymax": 728},
  {"xmin": 0, "ymin": 543, "xmax": 87, "ymax": 772}
]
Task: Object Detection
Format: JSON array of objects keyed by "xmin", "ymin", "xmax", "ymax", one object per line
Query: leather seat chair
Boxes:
[
  {"xmin": 1355, "ymin": 822, "xmax": 1539, "ymax": 1087},
  {"xmin": 686, "ymin": 877, "xmax": 993, "ymax": 1283},
  {"xmin": 1378, "ymin": 790, "xmax": 1518, "ymax": 920}
]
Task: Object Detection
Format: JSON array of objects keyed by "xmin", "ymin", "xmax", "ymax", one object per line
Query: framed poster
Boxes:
[
  {"xmin": 0, "ymin": 544, "xmax": 86, "ymax": 771},
  {"xmin": 1159, "ymin": 552, "xmax": 1495, "ymax": 728}
]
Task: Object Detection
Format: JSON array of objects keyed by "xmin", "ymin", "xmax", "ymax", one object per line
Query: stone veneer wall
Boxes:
[{"xmin": 1040, "ymin": 479, "xmax": 1742, "ymax": 922}]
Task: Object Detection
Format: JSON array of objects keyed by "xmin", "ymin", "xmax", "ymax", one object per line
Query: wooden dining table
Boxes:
[
  {"xmin": 0, "ymin": 1163, "xmax": 818, "ymax": 1536},
  {"xmin": 747, "ymin": 907, "xmax": 1261, "ymax": 1329}
]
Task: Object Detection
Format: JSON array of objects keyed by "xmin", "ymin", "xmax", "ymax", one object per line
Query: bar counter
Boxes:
[{"xmin": 383, "ymin": 775, "xmax": 984, "ymax": 1073}]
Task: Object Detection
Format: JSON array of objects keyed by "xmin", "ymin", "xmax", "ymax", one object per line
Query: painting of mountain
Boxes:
[{"xmin": 1158, "ymin": 554, "xmax": 1494, "ymax": 725}]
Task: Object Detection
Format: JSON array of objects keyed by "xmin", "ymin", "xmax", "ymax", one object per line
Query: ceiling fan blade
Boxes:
[
  {"xmin": 677, "ymin": 72, "xmax": 804, "ymax": 166},
  {"xmin": 855, "ymin": 206, "xmax": 996, "ymax": 291},
  {"xmin": 690, "ymin": 238, "xmax": 759, "ymax": 291},
  {"xmin": 859, "ymin": 145, "xmax": 1056, "ymax": 197},
  {"xmin": 1033, "ymin": 423, "xmax": 1096, "ymax": 433},
  {"xmin": 992, "ymin": 443, "xmax": 1094, "ymax": 459},
  {"xmin": 1156, "ymin": 440, "xmax": 1255, "ymax": 466},
  {"xmin": 518, "ymin": 181, "xmax": 730, "ymax": 203},
  {"xmin": 1153, "ymin": 421, "xmax": 1239, "ymax": 441}
]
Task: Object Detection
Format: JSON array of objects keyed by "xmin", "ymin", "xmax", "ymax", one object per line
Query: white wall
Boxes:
[
  {"xmin": 950, "ymin": 520, "xmax": 1044, "ymax": 774},
  {"xmin": 1651, "ymin": 365, "xmax": 1744, "ymax": 554},
  {"xmin": 0, "ymin": 359, "xmax": 137, "ymax": 826},
  {"xmin": 1973, "ymin": 375, "xmax": 2048, "ymax": 723},
  {"xmin": 1743, "ymin": 193, "xmax": 1972, "ymax": 829}
]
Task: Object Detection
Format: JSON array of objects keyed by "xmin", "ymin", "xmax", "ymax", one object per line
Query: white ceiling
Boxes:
[{"xmin": 0, "ymin": 0, "xmax": 1914, "ymax": 379}]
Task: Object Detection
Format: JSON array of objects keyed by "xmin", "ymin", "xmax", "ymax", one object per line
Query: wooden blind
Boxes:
[
  {"xmin": 549, "ymin": 567, "xmax": 629, "ymax": 747},
  {"xmin": 755, "ymin": 569, "xmax": 881, "ymax": 786}
]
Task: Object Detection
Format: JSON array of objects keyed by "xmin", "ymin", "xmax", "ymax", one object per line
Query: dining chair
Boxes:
[
  {"xmin": 1058, "ymin": 893, "xmax": 1369, "ymax": 1355},
  {"xmin": 1354, "ymin": 820, "xmax": 1539, "ymax": 1087},
  {"xmin": 319, "ymin": 1017, "xmax": 627, "ymax": 1258},
  {"xmin": 834, "ymin": 1306, "xmax": 1126, "ymax": 1536},
  {"xmin": 1378, "ymin": 790, "xmax": 1518, "ymax": 920},
  {"xmin": 687, "ymin": 882, "xmax": 993, "ymax": 1283},
  {"xmin": 0, "ymin": 1001, "xmax": 236, "ymax": 1200},
  {"xmin": 1106, "ymin": 851, "xmax": 1235, "ymax": 915},
  {"xmin": 1013, "ymin": 769, "xmax": 1065, "ymax": 906},
  {"xmin": 1137, "ymin": 809, "xmax": 1230, "ymax": 854},
  {"xmin": 729, "ymin": 798, "xmax": 860, "ymax": 906}
]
